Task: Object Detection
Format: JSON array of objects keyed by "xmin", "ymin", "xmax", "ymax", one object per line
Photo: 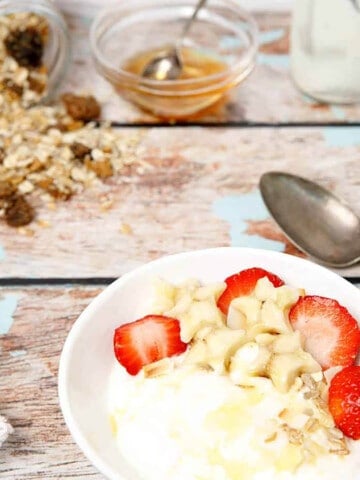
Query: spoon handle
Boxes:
[{"xmin": 179, "ymin": 0, "xmax": 207, "ymax": 41}]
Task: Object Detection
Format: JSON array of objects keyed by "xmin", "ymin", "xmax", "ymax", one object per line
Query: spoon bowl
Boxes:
[
  {"xmin": 260, "ymin": 172, "xmax": 360, "ymax": 267},
  {"xmin": 142, "ymin": 47, "xmax": 182, "ymax": 80},
  {"xmin": 142, "ymin": 0, "xmax": 207, "ymax": 80}
]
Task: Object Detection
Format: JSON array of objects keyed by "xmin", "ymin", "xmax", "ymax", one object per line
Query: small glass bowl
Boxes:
[
  {"xmin": 0, "ymin": 0, "xmax": 70, "ymax": 102},
  {"xmin": 90, "ymin": 0, "xmax": 258, "ymax": 119}
]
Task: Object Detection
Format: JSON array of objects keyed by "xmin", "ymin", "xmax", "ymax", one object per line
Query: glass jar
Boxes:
[
  {"xmin": 0, "ymin": 0, "xmax": 70, "ymax": 102},
  {"xmin": 290, "ymin": 0, "xmax": 360, "ymax": 104}
]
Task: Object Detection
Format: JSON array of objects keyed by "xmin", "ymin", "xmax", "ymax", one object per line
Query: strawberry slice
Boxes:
[
  {"xmin": 114, "ymin": 315, "xmax": 187, "ymax": 375},
  {"xmin": 217, "ymin": 267, "xmax": 285, "ymax": 315},
  {"xmin": 289, "ymin": 296, "xmax": 360, "ymax": 369},
  {"xmin": 328, "ymin": 365, "xmax": 360, "ymax": 440}
]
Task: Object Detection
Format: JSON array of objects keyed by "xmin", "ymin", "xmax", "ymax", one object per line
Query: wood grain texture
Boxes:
[
  {"xmin": 58, "ymin": 5, "xmax": 360, "ymax": 124},
  {"xmin": 0, "ymin": 126, "xmax": 359, "ymax": 278},
  {"xmin": 0, "ymin": 287, "xmax": 102, "ymax": 479}
]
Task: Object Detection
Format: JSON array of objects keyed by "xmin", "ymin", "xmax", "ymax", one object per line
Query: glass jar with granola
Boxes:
[{"xmin": 0, "ymin": 0, "xmax": 69, "ymax": 107}]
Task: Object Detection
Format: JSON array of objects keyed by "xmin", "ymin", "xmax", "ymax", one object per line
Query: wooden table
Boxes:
[{"xmin": 0, "ymin": 2, "xmax": 359, "ymax": 478}]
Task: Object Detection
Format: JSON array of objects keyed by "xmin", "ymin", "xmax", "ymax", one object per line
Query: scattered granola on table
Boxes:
[
  {"xmin": 0, "ymin": 12, "xmax": 49, "ymax": 108},
  {"xmin": 0, "ymin": 11, "xmax": 145, "ymax": 229},
  {"xmin": 0, "ymin": 100, "xmax": 143, "ymax": 227}
]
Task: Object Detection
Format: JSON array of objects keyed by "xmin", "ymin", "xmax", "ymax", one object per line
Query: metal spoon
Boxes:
[
  {"xmin": 259, "ymin": 172, "xmax": 360, "ymax": 268},
  {"xmin": 142, "ymin": 0, "xmax": 207, "ymax": 80}
]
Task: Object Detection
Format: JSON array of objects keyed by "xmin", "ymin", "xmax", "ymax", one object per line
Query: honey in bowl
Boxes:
[
  {"xmin": 123, "ymin": 46, "xmax": 228, "ymax": 81},
  {"xmin": 119, "ymin": 46, "xmax": 235, "ymax": 119}
]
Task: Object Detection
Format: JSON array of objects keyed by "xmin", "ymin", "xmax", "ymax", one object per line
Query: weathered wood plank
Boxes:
[
  {"xmin": 0, "ymin": 126, "xmax": 359, "ymax": 278},
  {"xmin": 0, "ymin": 286, "xmax": 102, "ymax": 479},
  {"xmin": 57, "ymin": 3, "xmax": 360, "ymax": 124}
]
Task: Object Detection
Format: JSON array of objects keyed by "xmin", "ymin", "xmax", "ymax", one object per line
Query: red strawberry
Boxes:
[
  {"xmin": 289, "ymin": 296, "xmax": 360, "ymax": 369},
  {"xmin": 114, "ymin": 315, "xmax": 187, "ymax": 375},
  {"xmin": 328, "ymin": 365, "xmax": 360, "ymax": 440},
  {"xmin": 217, "ymin": 267, "xmax": 285, "ymax": 315}
]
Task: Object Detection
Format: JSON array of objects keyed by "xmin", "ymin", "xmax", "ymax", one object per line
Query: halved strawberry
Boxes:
[
  {"xmin": 328, "ymin": 365, "xmax": 360, "ymax": 440},
  {"xmin": 217, "ymin": 267, "xmax": 285, "ymax": 315},
  {"xmin": 114, "ymin": 315, "xmax": 187, "ymax": 375},
  {"xmin": 289, "ymin": 296, "xmax": 360, "ymax": 369}
]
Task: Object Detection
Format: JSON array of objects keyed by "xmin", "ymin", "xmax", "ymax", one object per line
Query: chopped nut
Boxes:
[
  {"xmin": 279, "ymin": 409, "xmax": 288, "ymax": 419},
  {"xmin": 329, "ymin": 448, "xmax": 350, "ymax": 456},
  {"xmin": 4, "ymin": 27, "xmax": 44, "ymax": 68},
  {"xmin": 62, "ymin": 93, "xmax": 101, "ymax": 122},
  {"xmin": 120, "ymin": 222, "xmax": 133, "ymax": 235},
  {"xmin": 85, "ymin": 158, "xmax": 113, "ymax": 178},
  {"xmin": 304, "ymin": 417, "xmax": 320, "ymax": 433},
  {"xmin": 37, "ymin": 219, "xmax": 51, "ymax": 228},
  {"xmin": 17, "ymin": 226, "xmax": 35, "ymax": 236},
  {"xmin": 28, "ymin": 75, "xmax": 46, "ymax": 94},
  {"xmin": 282, "ymin": 424, "xmax": 304, "ymax": 445},
  {"xmin": 2, "ymin": 78, "xmax": 23, "ymax": 97},
  {"xmin": 70, "ymin": 142, "xmax": 91, "ymax": 160},
  {"xmin": 264, "ymin": 432, "xmax": 277, "ymax": 443},
  {"xmin": 5, "ymin": 195, "xmax": 34, "ymax": 227},
  {"xmin": 0, "ymin": 181, "xmax": 16, "ymax": 199},
  {"xmin": 100, "ymin": 199, "xmax": 114, "ymax": 211}
]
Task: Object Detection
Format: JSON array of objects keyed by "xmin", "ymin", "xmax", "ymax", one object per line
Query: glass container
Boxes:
[
  {"xmin": 90, "ymin": 0, "xmax": 258, "ymax": 119},
  {"xmin": 0, "ymin": 0, "xmax": 70, "ymax": 102},
  {"xmin": 291, "ymin": 0, "xmax": 360, "ymax": 104}
]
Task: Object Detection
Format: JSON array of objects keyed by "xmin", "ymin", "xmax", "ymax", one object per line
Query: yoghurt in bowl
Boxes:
[{"xmin": 58, "ymin": 248, "xmax": 360, "ymax": 480}]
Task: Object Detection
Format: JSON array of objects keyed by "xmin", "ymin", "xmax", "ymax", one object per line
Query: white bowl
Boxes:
[{"xmin": 58, "ymin": 247, "xmax": 360, "ymax": 480}]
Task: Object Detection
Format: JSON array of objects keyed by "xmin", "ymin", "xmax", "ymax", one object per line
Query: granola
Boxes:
[
  {"xmin": 0, "ymin": 12, "xmax": 144, "ymax": 228},
  {"xmin": 0, "ymin": 100, "xmax": 143, "ymax": 226},
  {"xmin": 0, "ymin": 12, "xmax": 49, "ymax": 107}
]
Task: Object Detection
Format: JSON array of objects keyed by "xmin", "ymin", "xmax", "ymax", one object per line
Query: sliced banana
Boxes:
[
  {"xmin": 267, "ymin": 351, "xmax": 321, "ymax": 393},
  {"xmin": 272, "ymin": 331, "xmax": 303, "ymax": 354},
  {"xmin": 275, "ymin": 285, "xmax": 305, "ymax": 311},
  {"xmin": 254, "ymin": 277, "xmax": 277, "ymax": 302},
  {"xmin": 183, "ymin": 341, "xmax": 209, "ymax": 367},
  {"xmin": 227, "ymin": 303, "xmax": 247, "ymax": 330},
  {"xmin": 255, "ymin": 333, "xmax": 276, "ymax": 347},
  {"xmin": 229, "ymin": 342, "xmax": 271, "ymax": 386},
  {"xmin": 175, "ymin": 279, "xmax": 201, "ymax": 300},
  {"xmin": 261, "ymin": 299, "xmax": 293, "ymax": 335},
  {"xmin": 205, "ymin": 327, "xmax": 246, "ymax": 373},
  {"xmin": 151, "ymin": 276, "xmax": 328, "ymax": 402},
  {"xmin": 229, "ymin": 296, "xmax": 262, "ymax": 326},
  {"xmin": 177, "ymin": 299, "xmax": 225, "ymax": 343},
  {"xmin": 151, "ymin": 278, "xmax": 176, "ymax": 313},
  {"xmin": 193, "ymin": 282, "xmax": 226, "ymax": 302}
]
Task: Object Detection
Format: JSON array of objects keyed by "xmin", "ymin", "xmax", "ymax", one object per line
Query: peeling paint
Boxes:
[
  {"xmin": 258, "ymin": 53, "xmax": 290, "ymax": 68},
  {"xmin": 212, "ymin": 190, "xmax": 284, "ymax": 251},
  {"xmin": 331, "ymin": 106, "xmax": 346, "ymax": 120},
  {"xmin": 258, "ymin": 28, "xmax": 289, "ymax": 69},
  {"xmin": 323, "ymin": 127, "xmax": 360, "ymax": 147},
  {"xmin": 259, "ymin": 28, "xmax": 285, "ymax": 45},
  {"xmin": 9, "ymin": 349, "xmax": 27, "ymax": 357},
  {"xmin": 0, "ymin": 294, "xmax": 19, "ymax": 335}
]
